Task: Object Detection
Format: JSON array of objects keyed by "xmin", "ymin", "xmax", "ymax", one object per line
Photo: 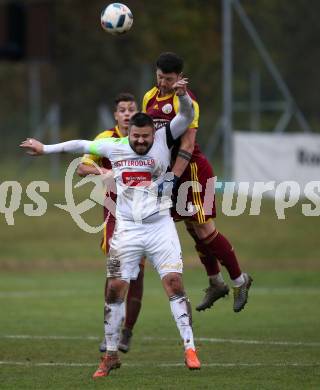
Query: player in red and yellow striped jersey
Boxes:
[
  {"xmin": 143, "ymin": 52, "xmax": 252, "ymax": 313},
  {"xmin": 79, "ymin": 126, "xmax": 120, "ymax": 254},
  {"xmin": 77, "ymin": 93, "xmax": 144, "ymax": 353}
]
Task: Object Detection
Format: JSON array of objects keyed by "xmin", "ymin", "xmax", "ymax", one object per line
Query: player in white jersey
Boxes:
[{"xmin": 20, "ymin": 79, "xmax": 201, "ymax": 377}]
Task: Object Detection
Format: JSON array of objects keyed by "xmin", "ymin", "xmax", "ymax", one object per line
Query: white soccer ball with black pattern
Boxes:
[{"xmin": 101, "ymin": 3, "xmax": 133, "ymax": 35}]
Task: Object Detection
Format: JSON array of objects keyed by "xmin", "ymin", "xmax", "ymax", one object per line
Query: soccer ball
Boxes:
[{"xmin": 101, "ymin": 3, "xmax": 133, "ymax": 35}]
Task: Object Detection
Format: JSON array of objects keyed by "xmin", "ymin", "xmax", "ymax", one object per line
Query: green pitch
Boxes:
[
  {"xmin": 0, "ymin": 268, "xmax": 319, "ymax": 389},
  {"xmin": 1, "ymin": 168, "xmax": 319, "ymax": 388}
]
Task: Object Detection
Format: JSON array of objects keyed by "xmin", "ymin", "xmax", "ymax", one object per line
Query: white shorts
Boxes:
[{"xmin": 107, "ymin": 215, "xmax": 183, "ymax": 281}]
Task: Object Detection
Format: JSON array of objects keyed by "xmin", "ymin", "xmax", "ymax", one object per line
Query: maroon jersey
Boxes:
[
  {"xmin": 142, "ymin": 86, "xmax": 216, "ymax": 223},
  {"xmin": 142, "ymin": 86, "xmax": 202, "ymax": 162}
]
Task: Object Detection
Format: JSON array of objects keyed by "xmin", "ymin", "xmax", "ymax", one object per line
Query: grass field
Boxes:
[
  {"xmin": 0, "ymin": 269, "xmax": 319, "ymax": 389},
  {"xmin": 1, "ymin": 163, "xmax": 320, "ymax": 388}
]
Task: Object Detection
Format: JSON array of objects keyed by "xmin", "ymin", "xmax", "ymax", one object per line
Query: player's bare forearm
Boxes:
[
  {"xmin": 171, "ymin": 128, "xmax": 196, "ymax": 177},
  {"xmin": 171, "ymin": 156, "xmax": 190, "ymax": 178},
  {"xmin": 180, "ymin": 127, "xmax": 196, "ymax": 153}
]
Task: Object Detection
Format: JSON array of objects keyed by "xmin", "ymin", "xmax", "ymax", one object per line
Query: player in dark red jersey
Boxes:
[
  {"xmin": 142, "ymin": 52, "xmax": 253, "ymax": 312},
  {"xmin": 116, "ymin": 53, "xmax": 253, "ymax": 353},
  {"xmin": 77, "ymin": 93, "xmax": 145, "ymax": 354}
]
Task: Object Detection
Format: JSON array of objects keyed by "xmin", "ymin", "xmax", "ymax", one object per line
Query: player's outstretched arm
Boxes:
[{"xmin": 20, "ymin": 138, "xmax": 98, "ymax": 156}]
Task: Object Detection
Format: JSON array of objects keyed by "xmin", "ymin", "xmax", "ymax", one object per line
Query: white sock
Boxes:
[
  {"xmin": 209, "ymin": 272, "xmax": 225, "ymax": 284},
  {"xmin": 232, "ymin": 273, "xmax": 245, "ymax": 287},
  {"xmin": 169, "ymin": 295, "xmax": 195, "ymax": 350},
  {"xmin": 104, "ymin": 301, "xmax": 125, "ymax": 352}
]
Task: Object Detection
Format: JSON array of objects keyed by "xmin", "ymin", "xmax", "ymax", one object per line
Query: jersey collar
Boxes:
[
  {"xmin": 115, "ymin": 125, "xmax": 124, "ymax": 138},
  {"xmin": 156, "ymin": 88, "xmax": 175, "ymax": 102}
]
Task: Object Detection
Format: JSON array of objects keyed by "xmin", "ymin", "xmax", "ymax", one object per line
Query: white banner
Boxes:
[{"xmin": 233, "ymin": 132, "xmax": 320, "ymax": 197}]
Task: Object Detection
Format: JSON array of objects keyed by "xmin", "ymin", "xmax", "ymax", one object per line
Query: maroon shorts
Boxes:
[{"xmin": 171, "ymin": 154, "xmax": 216, "ymax": 223}]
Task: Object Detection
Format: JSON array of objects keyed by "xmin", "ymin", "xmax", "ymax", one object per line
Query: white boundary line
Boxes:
[
  {"xmin": 0, "ymin": 287, "xmax": 319, "ymax": 298},
  {"xmin": 2, "ymin": 335, "xmax": 99, "ymax": 340},
  {"xmin": 0, "ymin": 290, "xmax": 80, "ymax": 298},
  {"xmin": 0, "ymin": 360, "xmax": 319, "ymax": 368},
  {"xmin": 2, "ymin": 334, "xmax": 320, "ymax": 347},
  {"xmin": 194, "ymin": 337, "xmax": 320, "ymax": 347}
]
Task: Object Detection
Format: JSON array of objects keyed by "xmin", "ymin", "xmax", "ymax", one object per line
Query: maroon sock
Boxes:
[
  {"xmin": 201, "ymin": 231, "xmax": 241, "ymax": 280},
  {"xmin": 124, "ymin": 264, "xmax": 144, "ymax": 330},
  {"xmin": 195, "ymin": 243, "xmax": 221, "ymax": 276},
  {"xmin": 186, "ymin": 223, "xmax": 220, "ymax": 277}
]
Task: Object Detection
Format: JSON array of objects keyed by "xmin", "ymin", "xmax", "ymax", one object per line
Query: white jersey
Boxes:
[{"xmin": 43, "ymin": 94, "xmax": 194, "ymax": 223}]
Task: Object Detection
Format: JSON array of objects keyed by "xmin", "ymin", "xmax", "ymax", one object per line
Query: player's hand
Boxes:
[
  {"xmin": 20, "ymin": 138, "xmax": 44, "ymax": 155},
  {"xmin": 100, "ymin": 168, "xmax": 115, "ymax": 185},
  {"xmin": 99, "ymin": 167, "xmax": 113, "ymax": 176},
  {"xmin": 157, "ymin": 172, "xmax": 180, "ymax": 198},
  {"xmin": 173, "ymin": 78, "xmax": 188, "ymax": 96}
]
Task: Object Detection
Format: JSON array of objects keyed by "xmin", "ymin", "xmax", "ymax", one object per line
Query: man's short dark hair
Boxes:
[
  {"xmin": 114, "ymin": 92, "xmax": 137, "ymax": 110},
  {"xmin": 129, "ymin": 112, "xmax": 155, "ymax": 130},
  {"xmin": 156, "ymin": 52, "xmax": 184, "ymax": 74}
]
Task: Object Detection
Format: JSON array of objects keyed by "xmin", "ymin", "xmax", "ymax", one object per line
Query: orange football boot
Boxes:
[
  {"xmin": 92, "ymin": 353, "xmax": 121, "ymax": 378},
  {"xmin": 184, "ymin": 348, "xmax": 201, "ymax": 370}
]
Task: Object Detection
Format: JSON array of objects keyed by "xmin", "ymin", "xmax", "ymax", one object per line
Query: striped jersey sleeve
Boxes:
[
  {"xmin": 142, "ymin": 87, "xmax": 158, "ymax": 113},
  {"xmin": 173, "ymin": 93, "xmax": 199, "ymax": 129}
]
